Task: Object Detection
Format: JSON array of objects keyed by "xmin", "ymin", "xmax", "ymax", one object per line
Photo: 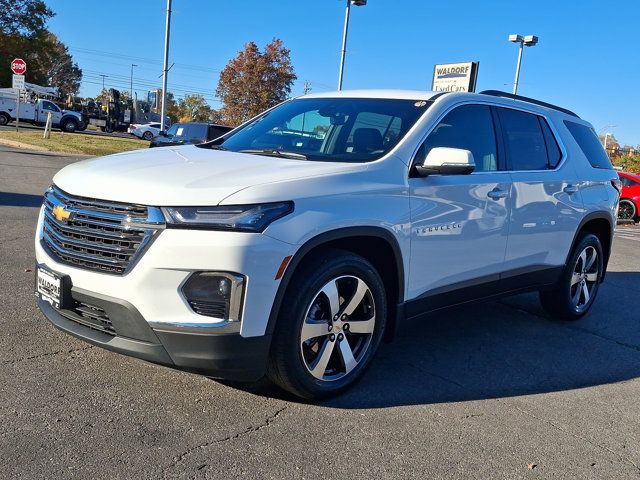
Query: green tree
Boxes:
[
  {"xmin": 0, "ymin": 0, "xmax": 82, "ymax": 94},
  {"xmin": 155, "ymin": 89, "xmax": 180, "ymax": 122},
  {"xmin": 177, "ymin": 94, "xmax": 212, "ymax": 122},
  {"xmin": 216, "ymin": 38, "xmax": 296, "ymax": 126}
]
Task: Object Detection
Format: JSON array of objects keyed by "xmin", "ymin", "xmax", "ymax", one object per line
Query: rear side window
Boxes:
[
  {"xmin": 497, "ymin": 108, "xmax": 548, "ymax": 170},
  {"xmin": 564, "ymin": 121, "xmax": 612, "ymax": 169},
  {"xmin": 188, "ymin": 124, "xmax": 208, "ymax": 140},
  {"xmin": 420, "ymin": 104, "xmax": 498, "ymax": 172},
  {"xmin": 620, "ymin": 174, "xmax": 640, "ymax": 187}
]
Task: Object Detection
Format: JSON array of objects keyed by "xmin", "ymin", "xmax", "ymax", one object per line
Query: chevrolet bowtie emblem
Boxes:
[{"xmin": 52, "ymin": 205, "xmax": 72, "ymax": 222}]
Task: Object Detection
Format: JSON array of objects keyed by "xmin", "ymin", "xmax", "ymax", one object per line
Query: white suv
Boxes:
[{"xmin": 35, "ymin": 90, "xmax": 620, "ymax": 399}]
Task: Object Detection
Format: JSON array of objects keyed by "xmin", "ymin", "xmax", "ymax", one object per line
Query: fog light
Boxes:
[{"xmin": 181, "ymin": 272, "xmax": 245, "ymax": 320}]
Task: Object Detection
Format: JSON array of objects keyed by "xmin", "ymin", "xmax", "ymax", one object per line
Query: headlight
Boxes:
[{"xmin": 162, "ymin": 201, "xmax": 293, "ymax": 232}]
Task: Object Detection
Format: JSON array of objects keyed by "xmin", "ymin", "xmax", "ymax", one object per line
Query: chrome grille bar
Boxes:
[{"xmin": 41, "ymin": 185, "xmax": 164, "ymax": 275}]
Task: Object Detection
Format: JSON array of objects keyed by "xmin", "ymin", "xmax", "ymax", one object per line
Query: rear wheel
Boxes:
[
  {"xmin": 539, "ymin": 233, "xmax": 603, "ymax": 320},
  {"xmin": 268, "ymin": 250, "xmax": 387, "ymax": 399},
  {"xmin": 618, "ymin": 199, "xmax": 637, "ymax": 221},
  {"xmin": 142, "ymin": 130, "xmax": 154, "ymax": 141},
  {"xmin": 0, "ymin": 113, "xmax": 10, "ymax": 126}
]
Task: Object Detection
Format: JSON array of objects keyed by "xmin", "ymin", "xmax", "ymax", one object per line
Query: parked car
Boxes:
[
  {"xmin": 149, "ymin": 122, "xmax": 232, "ymax": 148},
  {"xmin": 35, "ymin": 89, "xmax": 620, "ymax": 400},
  {"xmin": 131, "ymin": 122, "xmax": 162, "ymax": 141},
  {"xmin": 617, "ymin": 171, "xmax": 640, "ymax": 221}
]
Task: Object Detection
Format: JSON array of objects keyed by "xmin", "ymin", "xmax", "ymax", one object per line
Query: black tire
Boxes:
[
  {"xmin": 61, "ymin": 118, "xmax": 78, "ymax": 133},
  {"xmin": 105, "ymin": 126, "xmax": 114, "ymax": 133},
  {"xmin": 539, "ymin": 233, "xmax": 603, "ymax": 320},
  {"xmin": 618, "ymin": 199, "xmax": 637, "ymax": 221},
  {"xmin": 77, "ymin": 121, "xmax": 87, "ymax": 131},
  {"xmin": 142, "ymin": 131, "xmax": 154, "ymax": 141},
  {"xmin": 0, "ymin": 112, "xmax": 10, "ymax": 126},
  {"xmin": 267, "ymin": 250, "xmax": 387, "ymax": 400}
]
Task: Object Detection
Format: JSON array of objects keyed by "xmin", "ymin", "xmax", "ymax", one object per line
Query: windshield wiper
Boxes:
[{"xmin": 239, "ymin": 149, "xmax": 307, "ymax": 160}]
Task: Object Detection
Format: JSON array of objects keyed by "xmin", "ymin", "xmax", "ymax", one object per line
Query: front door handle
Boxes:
[
  {"xmin": 487, "ymin": 188, "xmax": 508, "ymax": 200},
  {"xmin": 564, "ymin": 185, "xmax": 579, "ymax": 194}
]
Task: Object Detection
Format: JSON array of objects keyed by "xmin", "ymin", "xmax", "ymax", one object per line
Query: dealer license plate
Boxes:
[{"xmin": 36, "ymin": 266, "xmax": 62, "ymax": 309}]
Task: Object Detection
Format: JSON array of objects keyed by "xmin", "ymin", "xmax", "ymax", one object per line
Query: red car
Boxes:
[{"xmin": 618, "ymin": 171, "xmax": 640, "ymax": 221}]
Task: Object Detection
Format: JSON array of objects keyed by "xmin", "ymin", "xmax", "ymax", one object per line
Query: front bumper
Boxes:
[{"xmin": 38, "ymin": 287, "xmax": 271, "ymax": 381}]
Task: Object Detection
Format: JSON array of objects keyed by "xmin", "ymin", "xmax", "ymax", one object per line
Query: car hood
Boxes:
[{"xmin": 53, "ymin": 145, "xmax": 362, "ymax": 206}]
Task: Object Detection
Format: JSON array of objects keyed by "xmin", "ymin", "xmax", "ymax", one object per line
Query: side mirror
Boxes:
[{"xmin": 415, "ymin": 147, "xmax": 475, "ymax": 176}]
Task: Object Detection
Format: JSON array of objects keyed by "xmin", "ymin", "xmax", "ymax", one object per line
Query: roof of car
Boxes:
[
  {"xmin": 302, "ymin": 89, "xmax": 442, "ymax": 100},
  {"xmin": 300, "ymin": 89, "xmax": 580, "ymax": 118}
]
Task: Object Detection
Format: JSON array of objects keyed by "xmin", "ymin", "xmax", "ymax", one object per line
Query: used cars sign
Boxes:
[{"xmin": 431, "ymin": 61, "xmax": 479, "ymax": 92}]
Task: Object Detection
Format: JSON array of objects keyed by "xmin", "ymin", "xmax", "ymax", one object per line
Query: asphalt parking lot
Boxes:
[{"xmin": 1, "ymin": 144, "xmax": 640, "ymax": 479}]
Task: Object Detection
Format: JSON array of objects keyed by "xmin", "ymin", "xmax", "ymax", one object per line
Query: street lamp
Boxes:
[
  {"xmin": 130, "ymin": 63, "xmax": 138, "ymax": 98},
  {"xmin": 337, "ymin": 0, "xmax": 367, "ymax": 91},
  {"xmin": 508, "ymin": 34, "xmax": 538, "ymax": 95}
]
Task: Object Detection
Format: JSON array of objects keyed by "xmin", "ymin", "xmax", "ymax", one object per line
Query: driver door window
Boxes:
[{"xmin": 419, "ymin": 104, "xmax": 499, "ymax": 172}]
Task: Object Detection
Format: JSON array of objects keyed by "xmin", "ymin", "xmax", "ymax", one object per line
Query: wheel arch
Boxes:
[
  {"xmin": 265, "ymin": 227, "xmax": 405, "ymax": 340},
  {"xmin": 568, "ymin": 212, "xmax": 614, "ymax": 281}
]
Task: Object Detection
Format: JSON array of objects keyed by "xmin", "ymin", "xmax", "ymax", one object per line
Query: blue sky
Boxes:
[{"xmin": 46, "ymin": 0, "xmax": 639, "ymax": 145}]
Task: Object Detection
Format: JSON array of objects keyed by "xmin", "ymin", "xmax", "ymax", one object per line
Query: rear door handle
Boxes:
[
  {"xmin": 487, "ymin": 189, "xmax": 508, "ymax": 200},
  {"xmin": 564, "ymin": 185, "xmax": 579, "ymax": 194}
]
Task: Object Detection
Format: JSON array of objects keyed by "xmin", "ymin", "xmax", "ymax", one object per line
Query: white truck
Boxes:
[{"xmin": 0, "ymin": 93, "xmax": 85, "ymax": 132}]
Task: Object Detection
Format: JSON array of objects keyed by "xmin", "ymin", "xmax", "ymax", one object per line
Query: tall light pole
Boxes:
[
  {"xmin": 160, "ymin": 0, "xmax": 172, "ymax": 131},
  {"xmin": 337, "ymin": 0, "xmax": 367, "ymax": 91},
  {"xmin": 130, "ymin": 64, "xmax": 137, "ymax": 98},
  {"xmin": 99, "ymin": 74, "xmax": 108, "ymax": 91},
  {"xmin": 508, "ymin": 34, "xmax": 538, "ymax": 95}
]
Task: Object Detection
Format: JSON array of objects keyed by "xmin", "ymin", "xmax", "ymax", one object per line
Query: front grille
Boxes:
[
  {"xmin": 41, "ymin": 185, "xmax": 164, "ymax": 275},
  {"xmin": 59, "ymin": 300, "xmax": 116, "ymax": 336}
]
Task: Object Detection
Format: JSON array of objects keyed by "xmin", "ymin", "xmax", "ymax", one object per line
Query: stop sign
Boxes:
[{"xmin": 11, "ymin": 58, "xmax": 27, "ymax": 75}]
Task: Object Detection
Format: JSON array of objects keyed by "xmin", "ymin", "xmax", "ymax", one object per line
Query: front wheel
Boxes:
[
  {"xmin": 268, "ymin": 250, "xmax": 387, "ymax": 399},
  {"xmin": 618, "ymin": 199, "xmax": 637, "ymax": 221},
  {"xmin": 539, "ymin": 233, "xmax": 603, "ymax": 320}
]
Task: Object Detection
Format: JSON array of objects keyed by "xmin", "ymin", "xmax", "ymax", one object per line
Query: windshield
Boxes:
[{"xmin": 206, "ymin": 97, "xmax": 431, "ymax": 162}]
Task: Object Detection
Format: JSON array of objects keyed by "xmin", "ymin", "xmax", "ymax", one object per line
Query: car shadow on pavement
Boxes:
[
  {"xmin": 322, "ymin": 272, "xmax": 640, "ymax": 409},
  {"xmin": 237, "ymin": 272, "xmax": 640, "ymax": 408},
  {"xmin": 0, "ymin": 192, "xmax": 43, "ymax": 207}
]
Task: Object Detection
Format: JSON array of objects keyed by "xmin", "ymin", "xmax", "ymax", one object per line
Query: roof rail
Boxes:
[{"xmin": 479, "ymin": 90, "xmax": 579, "ymax": 118}]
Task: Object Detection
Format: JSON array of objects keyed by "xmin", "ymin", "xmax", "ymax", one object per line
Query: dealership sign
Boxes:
[{"xmin": 431, "ymin": 61, "xmax": 479, "ymax": 92}]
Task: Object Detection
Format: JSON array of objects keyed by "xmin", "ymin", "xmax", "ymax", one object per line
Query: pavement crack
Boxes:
[
  {"xmin": 162, "ymin": 406, "xmax": 287, "ymax": 475},
  {"xmin": 2, "ymin": 345, "xmax": 93, "ymax": 365}
]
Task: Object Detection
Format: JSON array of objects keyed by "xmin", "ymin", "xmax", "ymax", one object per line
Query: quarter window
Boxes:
[
  {"xmin": 564, "ymin": 121, "xmax": 612, "ymax": 169},
  {"xmin": 419, "ymin": 104, "xmax": 498, "ymax": 172},
  {"xmin": 497, "ymin": 108, "xmax": 548, "ymax": 170}
]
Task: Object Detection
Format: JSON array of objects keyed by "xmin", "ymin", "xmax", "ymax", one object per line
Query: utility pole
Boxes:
[
  {"xmin": 100, "ymin": 74, "xmax": 108, "ymax": 91},
  {"xmin": 303, "ymin": 80, "xmax": 311, "ymax": 95},
  {"xmin": 160, "ymin": 0, "xmax": 172, "ymax": 131},
  {"xmin": 130, "ymin": 64, "xmax": 137, "ymax": 98}
]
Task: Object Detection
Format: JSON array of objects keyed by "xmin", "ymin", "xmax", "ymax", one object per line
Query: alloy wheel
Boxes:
[
  {"xmin": 299, "ymin": 275, "xmax": 376, "ymax": 382},
  {"xmin": 570, "ymin": 246, "xmax": 599, "ymax": 313},
  {"xmin": 618, "ymin": 200, "xmax": 636, "ymax": 220}
]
